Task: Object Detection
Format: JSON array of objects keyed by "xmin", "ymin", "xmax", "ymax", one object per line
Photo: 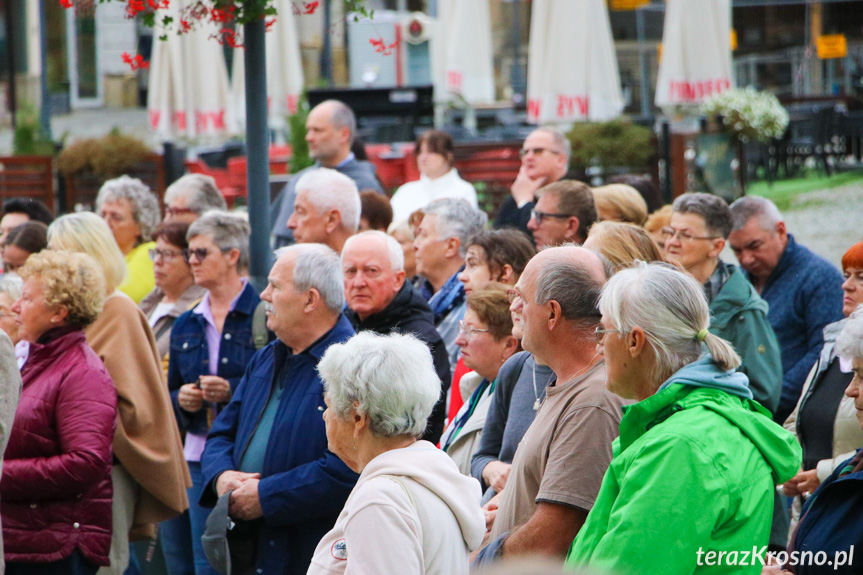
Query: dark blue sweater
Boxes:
[{"xmin": 746, "ymin": 234, "xmax": 844, "ymax": 423}]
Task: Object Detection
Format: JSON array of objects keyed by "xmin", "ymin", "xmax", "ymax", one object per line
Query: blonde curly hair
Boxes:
[{"xmin": 18, "ymin": 250, "xmax": 106, "ymax": 328}]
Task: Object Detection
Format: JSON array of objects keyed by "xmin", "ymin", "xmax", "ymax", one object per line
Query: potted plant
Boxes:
[
  {"xmin": 566, "ymin": 120, "xmax": 655, "ymax": 184},
  {"xmin": 57, "ymin": 130, "xmax": 164, "ymax": 210}
]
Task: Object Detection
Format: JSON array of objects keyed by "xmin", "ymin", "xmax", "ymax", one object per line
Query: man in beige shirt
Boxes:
[{"xmin": 474, "ymin": 246, "xmax": 627, "ymax": 564}]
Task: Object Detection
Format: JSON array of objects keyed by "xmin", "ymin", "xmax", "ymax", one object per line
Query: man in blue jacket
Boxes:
[
  {"xmin": 200, "ymin": 243, "xmax": 358, "ymax": 575},
  {"xmin": 728, "ymin": 196, "xmax": 844, "ymax": 424}
]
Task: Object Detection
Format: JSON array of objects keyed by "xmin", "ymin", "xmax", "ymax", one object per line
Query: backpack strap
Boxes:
[{"xmin": 252, "ymin": 301, "xmax": 269, "ymax": 350}]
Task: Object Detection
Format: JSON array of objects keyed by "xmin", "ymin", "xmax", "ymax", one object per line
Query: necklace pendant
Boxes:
[{"xmin": 533, "ymin": 398, "xmax": 541, "ymax": 411}]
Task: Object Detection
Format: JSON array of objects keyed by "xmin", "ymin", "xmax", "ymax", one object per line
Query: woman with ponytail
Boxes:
[{"xmin": 566, "ymin": 262, "xmax": 802, "ymax": 575}]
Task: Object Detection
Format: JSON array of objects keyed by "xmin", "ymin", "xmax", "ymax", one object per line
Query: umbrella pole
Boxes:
[{"xmin": 244, "ymin": 17, "xmax": 272, "ymax": 292}]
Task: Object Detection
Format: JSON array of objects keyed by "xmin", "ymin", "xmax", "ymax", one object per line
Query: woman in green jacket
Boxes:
[{"xmin": 566, "ymin": 262, "xmax": 801, "ymax": 575}]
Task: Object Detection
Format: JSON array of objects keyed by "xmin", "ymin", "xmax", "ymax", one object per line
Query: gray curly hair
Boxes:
[{"xmin": 96, "ymin": 175, "xmax": 162, "ymax": 243}]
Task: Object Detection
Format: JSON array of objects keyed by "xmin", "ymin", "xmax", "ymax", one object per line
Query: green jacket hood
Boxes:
[
  {"xmin": 709, "ymin": 264, "xmax": 769, "ymax": 328},
  {"xmin": 620, "ymin": 383, "xmax": 802, "ymax": 484}
]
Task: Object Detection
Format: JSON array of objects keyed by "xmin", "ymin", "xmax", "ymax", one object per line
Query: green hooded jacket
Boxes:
[
  {"xmin": 709, "ymin": 264, "xmax": 783, "ymax": 415},
  {"xmin": 566, "ymin": 360, "xmax": 802, "ymax": 575}
]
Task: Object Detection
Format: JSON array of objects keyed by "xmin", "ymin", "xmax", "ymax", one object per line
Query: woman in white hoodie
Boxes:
[{"xmin": 309, "ymin": 331, "xmax": 485, "ymax": 575}]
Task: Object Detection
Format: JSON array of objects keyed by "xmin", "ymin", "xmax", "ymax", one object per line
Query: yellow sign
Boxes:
[
  {"xmin": 817, "ymin": 34, "xmax": 847, "ymax": 59},
  {"xmin": 657, "ymin": 43, "xmax": 663, "ymax": 64},
  {"xmin": 730, "ymin": 29, "xmax": 738, "ymax": 51},
  {"xmin": 609, "ymin": 0, "xmax": 650, "ymax": 10}
]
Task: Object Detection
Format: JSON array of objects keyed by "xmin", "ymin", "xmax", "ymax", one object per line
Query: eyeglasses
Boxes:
[
  {"xmin": 530, "ymin": 209, "xmax": 572, "ymax": 225},
  {"xmin": 506, "ymin": 288, "xmax": 532, "ymax": 305},
  {"xmin": 660, "ymin": 226, "xmax": 719, "ymax": 242},
  {"xmin": 520, "ymin": 147, "xmax": 562, "ymax": 158},
  {"xmin": 149, "ymin": 248, "xmax": 184, "ymax": 262},
  {"xmin": 594, "ymin": 327, "xmax": 620, "ymax": 344},
  {"xmin": 458, "ymin": 320, "xmax": 490, "ymax": 341},
  {"xmin": 166, "ymin": 206, "xmax": 196, "ymax": 217},
  {"xmin": 183, "ymin": 247, "xmax": 222, "ymax": 262}
]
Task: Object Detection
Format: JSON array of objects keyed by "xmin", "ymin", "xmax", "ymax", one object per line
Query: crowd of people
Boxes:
[{"xmin": 0, "ymin": 98, "xmax": 858, "ymax": 575}]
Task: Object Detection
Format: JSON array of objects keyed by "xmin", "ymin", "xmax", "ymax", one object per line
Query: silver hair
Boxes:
[
  {"xmin": 164, "ymin": 174, "xmax": 227, "ymax": 215},
  {"xmin": 187, "ymin": 210, "xmax": 250, "ymax": 271},
  {"xmin": 533, "ymin": 248, "xmax": 604, "ymax": 330},
  {"xmin": 96, "ymin": 175, "xmax": 162, "ymax": 242},
  {"xmin": 729, "ymin": 196, "xmax": 783, "ymax": 232},
  {"xmin": 535, "ymin": 126, "xmax": 572, "ymax": 166},
  {"xmin": 836, "ymin": 305, "xmax": 863, "ymax": 361},
  {"xmin": 0, "ymin": 274, "xmax": 23, "ymax": 301},
  {"xmin": 319, "ymin": 331, "xmax": 441, "ymax": 438},
  {"xmin": 275, "ymin": 243, "xmax": 345, "ymax": 314},
  {"xmin": 601, "ymin": 261, "xmax": 741, "ymax": 388},
  {"xmin": 321, "ymin": 99, "xmax": 357, "ymax": 144},
  {"xmin": 342, "ymin": 230, "xmax": 404, "ymax": 272},
  {"xmin": 295, "ymin": 168, "xmax": 361, "ymax": 233},
  {"xmin": 673, "ymin": 192, "xmax": 732, "ymax": 238},
  {"xmin": 421, "ymin": 198, "xmax": 487, "ymax": 258}
]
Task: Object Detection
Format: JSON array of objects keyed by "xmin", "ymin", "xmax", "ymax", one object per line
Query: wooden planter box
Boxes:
[
  {"xmin": 0, "ymin": 156, "xmax": 55, "ymax": 210},
  {"xmin": 63, "ymin": 153, "xmax": 166, "ymax": 212}
]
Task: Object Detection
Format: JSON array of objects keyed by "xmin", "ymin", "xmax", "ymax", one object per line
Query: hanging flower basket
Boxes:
[{"xmin": 701, "ymin": 87, "xmax": 789, "ymax": 143}]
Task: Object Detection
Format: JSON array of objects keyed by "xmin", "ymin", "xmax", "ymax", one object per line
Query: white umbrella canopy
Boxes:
[
  {"xmin": 231, "ymin": 0, "xmax": 305, "ymax": 131},
  {"xmin": 147, "ymin": 0, "xmax": 235, "ymax": 140},
  {"xmin": 655, "ymin": 0, "xmax": 734, "ymax": 108},
  {"xmin": 526, "ymin": 0, "xmax": 624, "ymax": 124},
  {"xmin": 433, "ymin": 0, "xmax": 495, "ymax": 105}
]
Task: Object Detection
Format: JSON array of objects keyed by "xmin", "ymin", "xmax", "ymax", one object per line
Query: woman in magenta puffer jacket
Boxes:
[{"xmin": 2, "ymin": 250, "xmax": 117, "ymax": 575}]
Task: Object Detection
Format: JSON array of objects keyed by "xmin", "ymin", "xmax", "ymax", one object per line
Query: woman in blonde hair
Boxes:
[
  {"xmin": 48, "ymin": 212, "xmax": 190, "ymax": 575},
  {"xmin": 3, "ymin": 250, "xmax": 116, "ymax": 574},
  {"xmin": 566, "ymin": 262, "xmax": 801, "ymax": 575},
  {"xmin": 582, "ymin": 220, "xmax": 665, "ymax": 272},
  {"xmin": 592, "ymin": 184, "xmax": 649, "ymax": 226}
]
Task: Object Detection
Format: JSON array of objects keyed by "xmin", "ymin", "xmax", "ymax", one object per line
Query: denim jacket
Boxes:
[{"xmin": 167, "ymin": 282, "xmax": 267, "ymax": 436}]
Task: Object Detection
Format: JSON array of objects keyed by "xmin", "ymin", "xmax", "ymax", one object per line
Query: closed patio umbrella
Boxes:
[
  {"xmin": 655, "ymin": 0, "xmax": 734, "ymax": 108},
  {"xmin": 147, "ymin": 0, "xmax": 234, "ymax": 140},
  {"xmin": 526, "ymin": 0, "xmax": 624, "ymax": 124},
  {"xmin": 231, "ymin": 0, "xmax": 305, "ymax": 131},
  {"xmin": 433, "ymin": 0, "xmax": 495, "ymax": 105}
]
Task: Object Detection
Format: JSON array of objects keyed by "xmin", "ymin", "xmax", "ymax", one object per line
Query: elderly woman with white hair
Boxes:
[
  {"xmin": 309, "ymin": 331, "xmax": 485, "ymax": 575},
  {"xmin": 96, "ymin": 175, "xmax": 163, "ymax": 303},
  {"xmin": 48, "ymin": 212, "xmax": 190, "ymax": 575},
  {"xmin": 566, "ymin": 262, "xmax": 802, "ymax": 575}
]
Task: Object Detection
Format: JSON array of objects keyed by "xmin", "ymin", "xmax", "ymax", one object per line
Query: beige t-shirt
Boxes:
[{"xmin": 490, "ymin": 361, "xmax": 626, "ymax": 539}]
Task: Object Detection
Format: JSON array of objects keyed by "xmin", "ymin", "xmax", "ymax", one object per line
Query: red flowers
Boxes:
[
  {"xmin": 303, "ymin": 1, "xmax": 319, "ymax": 15},
  {"xmin": 59, "ymin": 0, "xmax": 74, "ymax": 8},
  {"xmin": 121, "ymin": 52, "xmax": 149, "ymax": 71},
  {"xmin": 369, "ymin": 37, "xmax": 398, "ymax": 56},
  {"xmin": 211, "ymin": 5, "xmax": 236, "ymax": 24},
  {"xmin": 213, "ymin": 28, "xmax": 243, "ymax": 49}
]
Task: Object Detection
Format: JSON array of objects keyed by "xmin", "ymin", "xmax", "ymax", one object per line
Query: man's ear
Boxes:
[
  {"xmin": 444, "ymin": 237, "xmax": 461, "ymax": 259},
  {"xmin": 325, "ymin": 210, "xmax": 342, "ymax": 234},
  {"xmin": 393, "ymin": 270, "xmax": 406, "ymax": 291},
  {"xmin": 305, "ymin": 288, "xmax": 322, "ymax": 313},
  {"xmin": 775, "ymin": 221, "xmax": 787, "ymax": 238},
  {"xmin": 564, "ymin": 216, "xmax": 581, "ymax": 242},
  {"xmin": 546, "ymin": 300, "xmax": 562, "ymax": 331}
]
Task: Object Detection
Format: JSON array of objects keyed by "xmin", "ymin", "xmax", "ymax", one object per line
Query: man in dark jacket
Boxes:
[
  {"xmin": 200, "ymin": 243, "xmax": 358, "ymax": 575},
  {"xmin": 728, "ymin": 196, "xmax": 844, "ymax": 424},
  {"xmin": 271, "ymin": 100, "xmax": 383, "ymax": 248},
  {"xmin": 493, "ymin": 127, "xmax": 569, "ymax": 237},
  {"xmin": 341, "ymin": 230, "xmax": 452, "ymax": 443}
]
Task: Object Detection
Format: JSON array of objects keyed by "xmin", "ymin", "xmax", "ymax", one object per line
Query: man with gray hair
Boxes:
[
  {"xmin": 271, "ymin": 100, "xmax": 384, "ymax": 248},
  {"xmin": 474, "ymin": 246, "xmax": 626, "ymax": 564},
  {"xmin": 341, "ymin": 230, "xmax": 451, "ymax": 443},
  {"xmin": 494, "ymin": 127, "xmax": 571, "ymax": 237},
  {"xmin": 728, "ymin": 196, "xmax": 844, "ymax": 423},
  {"xmin": 413, "ymin": 198, "xmax": 487, "ymax": 372},
  {"xmin": 200, "ymin": 243, "xmax": 358, "ymax": 575},
  {"xmin": 665, "ymin": 192, "xmax": 782, "ymax": 414},
  {"xmin": 163, "ymin": 174, "xmax": 228, "ymax": 224},
  {"xmin": 287, "ymin": 167, "xmax": 361, "ymax": 254}
]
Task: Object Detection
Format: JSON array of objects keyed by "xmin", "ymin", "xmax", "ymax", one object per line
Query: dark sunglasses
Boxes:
[{"xmin": 183, "ymin": 247, "xmax": 223, "ymax": 262}]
